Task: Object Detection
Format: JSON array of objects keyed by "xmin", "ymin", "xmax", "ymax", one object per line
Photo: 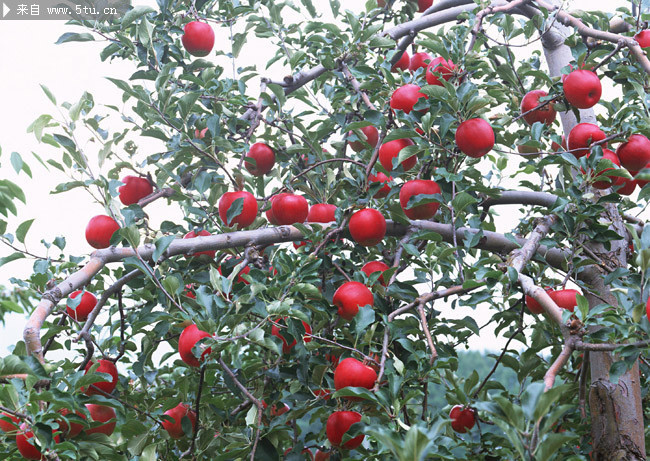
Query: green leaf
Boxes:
[
  {"xmin": 300, "ymin": 0, "xmax": 317, "ymax": 17},
  {"xmin": 225, "ymin": 198, "xmax": 244, "ymax": 227},
  {"xmin": 39, "ymin": 84, "xmax": 56, "ymax": 105},
  {"xmin": 10, "ymin": 152, "xmax": 23, "ymax": 175},
  {"xmin": 354, "ymin": 305, "xmax": 375, "ymax": 337},
  {"xmin": 55, "ymin": 32, "xmax": 94, "ymax": 44},
  {"xmin": 153, "ymin": 235, "xmax": 176, "ymax": 262},
  {"xmin": 15, "ymin": 219, "xmax": 35, "ymax": 243},
  {"xmin": 121, "ymin": 5, "xmax": 155, "ymax": 27}
]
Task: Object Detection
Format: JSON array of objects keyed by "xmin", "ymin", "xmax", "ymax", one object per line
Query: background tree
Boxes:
[{"xmin": 1, "ymin": 0, "xmax": 650, "ymax": 459}]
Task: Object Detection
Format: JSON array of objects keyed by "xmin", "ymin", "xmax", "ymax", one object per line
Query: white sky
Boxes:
[{"xmin": 0, "ymin": 0, "xmax": 632, "ymax": 358}]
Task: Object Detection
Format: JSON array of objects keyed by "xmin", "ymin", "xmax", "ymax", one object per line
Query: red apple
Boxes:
[
  {"xmin": 617, "ymin": 134, "xmax": 650, "ymax": 172},
  {"xmin": 16, "ymin": 424, "xmax": 60, "ymax": 460},
  {"xmin": 418, "ymin": 0, "xmax": 433, "ymax": 11},
  {"xmin": 349, "ymin": 208, "xmax": 386, "ymax": 246},
  {"xmin": 244, "ymin": 143, "xmax": 275, "ymax": 176},
  {"xmin": 218, "ymin": 190, "xmax": 258, "ymax": 229},
  {"xmin": 334, "ymin": 358, "xmax": 377, "ymax": 395},
  {"xmin": 520, "ymin": 90, "xmax": 556, "ymax": 125},
  {"xmin": 615, "ymin": 176, "xmax": 637, "ymax": 195},
  {"xmin": 588, "ymin": 149, "xmax": 621, "ymax": 189},
  {"xmin": 183, "ymin": 284, "xmax": 196, "ymax": 299},
  {"xmin": 266, "ymin": 193, "xmax": 290, "ymax": 225},
  {"xmin": 66, "ymin": 290, "xmax": 97, "ymax": 322},
  {"xmin": 178, "ymin": 324, "xmax": 212, "ymax": 367},
  {"xmin": 271, "ymin": 193, "xmax": 309, "ymax": 225},
  {"xmin": 455, "ymin": 119, "xmax": 495, "ymax": 158},
  {"xmin": 425, "ymin": 57, "xmax": 456, "ymax": 86},
  {"xmin": 313, "ymin": 389, "xmax": 332, "ymax": 400},
  {"xmin": 314, "ymin": 450, "xmax": 331, "ymax": 461},
  {"xmin": 217, "ymin": 259, "xmax": 251, "ymax": 285},
  {"xmin": 525, "ymin": 287, "xmax": 553, "ymax": 315},
  {"xmin": 449, "ymin": 405, "xmax": 476, "ymax": 433},
  {"xmin": 551, "ymin": 135, "xmax": 567, "ymax": 152},
  {"xmin": 181, "ymin": 21, "xmax": 215, "ymax": 57},
  {"xmin": 391, "ymin": 51, "xmax": 410, "ymax": 72},
  {"xmin": 567, "ymin": 123, "xmax": 607, "ymax": 158},
  {"xmin": 85, "ymin": 404, "xmax": 116, "ymax": 436},
  {"xmin": 368, "ymin": 172, "xmax": 392, "ymax": 198},
  {"xmin": 326, "ymin": 411, "xmax": 364, "ymax": 449},
  {"xmin": 378, "ymin": 138, "xmax": 417, "ymax": 171},
  {"xmin": 348, "ymin": 126, "xmax": 379, "ymax": 152},
  {"xmin": 162, "ymin": 403, "xmax": 196, "ymax": 439},
  {"xmin": 390, "ymin": 84, "xmax": 428, "ymax": 114},
  {"xmin": 399, "ymin": 179, "xmax": 441, "ymax": 220},
  {"xmin": 85, "ymin": 215, "xmax": 120, "ymax": 249},
  {"xmin": 271, "ymin": 318, "xmax": 312, "ymax": 353},
  {"xmin": 308, "ymin": 203, "xmax": 337, "ymax": 223},
  {"xmin": 361, "ymin": 261, "xmax": 390, "ymax": 286},
  {"xmin": 563, "ymin": 70, "xmax": 602, "ymax": 109},
  {"xmin": 118, "ymin": 176, "xmax": 153, "ymax": 206},
  {"xmin": 548, "ymin": 288, "xmax": 580, "ymax": 312},
  {"xmin": 0, "ymin": 412, "xmax": 19, "ymax": 435},
  {"xmin": 646, "ymin": 297, "xmax": 650, "ymax": 323},
  {"xmin": 409, "ymin": 52, "xmax": 432, "ymax": 72},
  {"xmin": 333, "ymin": 281, "xmax": 374, "ymax": 320},
  {"xmin": 83, "ymin": 359, "xmax": 118, "ymax": 395},
  {"xmin": 58, "ymin": 409, "xmax": 85, "ymax": 438},
  {"xmin": 183, "ymin": 230, "xmax": 216, "ymax": 258},
  {"xmin": 635, "ymin": 30, "xmax": 650, "ymax": 49}
]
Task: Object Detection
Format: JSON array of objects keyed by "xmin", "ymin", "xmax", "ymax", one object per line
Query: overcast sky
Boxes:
[{"xmin": 0, "ymin": 0, "xmax": 634, "ymax": 359}]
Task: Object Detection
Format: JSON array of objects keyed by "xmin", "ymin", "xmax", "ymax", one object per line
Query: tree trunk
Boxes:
[{"xmin": 541, "ymin": 15, "xmax": 646, "ymax": 460}]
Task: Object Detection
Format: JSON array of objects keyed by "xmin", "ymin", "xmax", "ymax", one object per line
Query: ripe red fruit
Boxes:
[
  {"xmin": 266, "ymin": 193, "xmax": 290, "ymax": 225},
  {"xmin": 218, "ymin": 190, "xmax": 258, "ymax": 229},
  {"xmin": 646, "ymin": 297, "xmax": 650, "ymax": 323},
  {"xmin": 178, "ymin": 324, "xmax": 212, "ymax": 367},
  {"xmin": 588, "ymin": 149, "xmax": 621, "ymax": 189},
  {"xmin": 520, "ymin": 90, "xmax": 556, "ymax": 125},
  {"xmin": 348, "ymin": 126, "xmax": 379, "ymax": 152},
  {"xmin": 391, "ymin": 51, "xmax": 410, "ymax": 72},
  {"xmin": 425, "ymin": 57, "xmax": 456, "ymax": 86},
  {"xmin": 0, "ymin": 412, "xmax": 19, "ymax": 435},
  {"xmin": 333, "ymin": 281, "xmax": 374, "ymax": 320},
  {"xmin": 118, "ymin": 176, "xmax": 153, "ymax": 206},
  {"xmin": 617, "ymin": 134, "xmax": 650, "ymax": 172},
  {"xmin": 409, "ymin": 52, "xmax": 431, "ymax": 71},
  {"xmin": 551, "ymin": 135, "xmax": 567, "ymax": 152},
  {"xmin": 244, "ymin": 143, "xmax": 275, "ymax": 176},
  {"xmin": 379, "ymin": 138, "xmax": 417, "ymax": 171},
  {"xmin": 418, "ymin": 0, "xmax": 433, "ymax": 11},
  {"xmin": 181, "ymin": 21, "xmax": 215, "ymax": 57},
  {"xmin": 334, "ymin": 358, "xmax": 377, "ymax": 395},
  {"xmin": 548, "ymin": 289, "xmax": 580, "ymax": 312},
  {"xmin": 563, "ymin": 70, "xmax": 602, "ymax": 109},
  {"xmin": 362, "ymin": 261, "xmax": 390, "ymax": 286},
  {"xmin": 449, "ymin": 405, "xmax": 476, "ymax": 433},
  {"xmin": 314, "ymin": 450, "xmax": 331, "ymax": 461},
  {"xmin": 85, "ymin": 404, "xmax": 116, "ymax": 436},
  {"xmin": 271, "ymin": 318, "xmax": 312, "ymax": 353},
  {"xmin": 399, "ymin": 179, "xmax": 441, "ymax": 220},
  {"xmin": 326, "ymin": 411, "xmax": 364, "ymax": 449},
  {"xmin": 455, "ymin": 119, "xmax": 495, "ymax": 158},
  {"xmin": 349, "ymin": 208, "xmax": 386, "ymax": 246},
  {"xmin": 567, "ymin": 123, "xmax": 607, "ymax": 158},
  {"xmin": 271, "ymin": 194, "xmax": 309, "ymax": 225},
  {"xmin": 162, "ymin": 403, "xmax": 196, "ymax": 439},
  {"xmin": 66, "ymin": 290, "xmax": 97, "ymax": 322},
  {"xmin": 83, "ymin": 359, "xmax": 118, "ymax": 395},
  {"xmin": 58, "ymin": 409, "xmax": 85, "ymax": 438},
  {"xmin": 308, "ymin": 203, "xmax": 337, "ymax": 223},
  {"xmin": 525, "ymin": 287, "xmax": 553, "ymax": 314},
  {"xmin": 615, "ymin": 177, "xmax": 637, "ymax": 196},
  {"xmin": 183, "ymin": 284, "xmax": 196, "ymax": 299},
  {"xmin": 313, "ymin": 389, "xmax": 332, "ymax": 400},
  {"xmin": 183, "ymin": 230, "xmax": 216, "ymax": 258},
  {"xmin": 390, "ymin": 84, "xmax": 428, "ymax": 114},
  {"xmin": 368, "ymin": 172, "xmax": 392, "ymax": 198},
  {"xmin": 16, "ymin": 424, "xmax": 60, "ymax": 460},
  {"xmin": 85, "ymin": 215, "xmax": 120, "ymax": 249},
  {"xmin": 635, "ymin": 30, "xmax": 650, "ymax": 48},
  {"xmin": 217, "ymin": 259, "xmax": 251, "ymax": 285}
]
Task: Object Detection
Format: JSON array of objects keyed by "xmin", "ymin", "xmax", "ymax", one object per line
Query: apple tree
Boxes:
[{"xmin": 1, "ymin": 0, "xmax": 650, "ymax": 459}]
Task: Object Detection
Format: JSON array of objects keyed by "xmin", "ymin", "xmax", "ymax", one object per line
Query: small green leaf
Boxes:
[
  {"xmin": 55, "ymin": 32, "xmax": 95, "ymax": 44},
  {"xmin": 15, "ymin": 219, "xmax": 35, "ymax": 243}
]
